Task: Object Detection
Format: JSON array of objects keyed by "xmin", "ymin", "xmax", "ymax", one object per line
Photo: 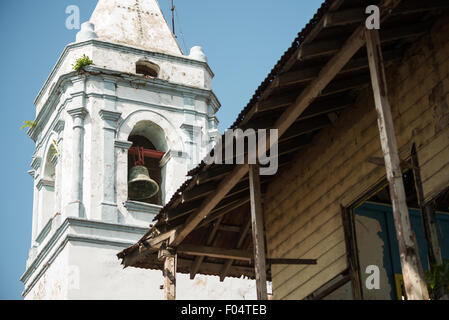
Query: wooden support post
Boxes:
[
  {"xmin": 341, "ymin": 206, "xmax": 363, "ymax": 300},
  {"xmin": 249, "ymin": 165, "xmax": 268, "ymax": 300},
  {"xmin": 159, "ymin": 245, "xmax": 177, "ymax": 300},
  {"xmin": 365, "ymin": 29, "xmax": 429, "ymax": 300},
  {"xmin": 411, "ymin": 144, "xmax": 443, "ymax": 266}
]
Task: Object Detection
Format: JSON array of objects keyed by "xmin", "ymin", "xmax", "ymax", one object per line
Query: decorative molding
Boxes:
[
  {"xmin": 30, "ymin": 157, "xmax": 42, "ymax": 171},
  {"xmin": 37, "ymin": 179, "xmax": 55, "ymax": 191},
  {"xmin": 36, "ymin": 218, "xmax": 53, "ymax": 244},
  {"xmin": 67, "ymin": 107, "xmax": 88, "ymax": 119},
  {"xmin": 115, "ymin": 140, "xmax": 133, "ymax": 150},
  {"xmin": 32, "ymin": 70, "xmax": 217, "ymax": 144},
  {"xmin": 99, "ymin": 109, "xmax": 122, "ymax": 122},
  {"xmin": 124, "ymin": 201, "xmax": 163, "ymax": 215},
  {"xmin": 54, "ymin": 120, "xmax": 65, "ymax": 134},
  {"xmin": 27, "ymin": 170, "xmax": 35, "ymax": 179},
  {"xmin": 35, "ymin": 40, "xmax": 215, "ymax": 108}
]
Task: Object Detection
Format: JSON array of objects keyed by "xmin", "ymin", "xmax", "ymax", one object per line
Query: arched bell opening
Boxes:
[
  {"xmin": 39, "ymin": 144, "xmax": 57, "ymax": 233},
  {"xmin": 128, "ymin": 135, "xmax": 164, "ymax": 206}
]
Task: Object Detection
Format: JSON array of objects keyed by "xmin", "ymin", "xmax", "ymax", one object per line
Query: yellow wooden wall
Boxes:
[{"xmin": 264, "ymin": 16, "xmax": 449, "ymax": 300}]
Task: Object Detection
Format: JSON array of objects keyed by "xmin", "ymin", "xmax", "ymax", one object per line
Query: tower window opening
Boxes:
[
  {"xmin": 38, "ymin": 144, "xmax": 57, "ymax": 233},
  {"xmin": 128, "ymin": 135, "xmax": 163, "ymax": 205},
  {"xmin": 136, "ymin": 59, "xmax": 160, "ymax": 77}
]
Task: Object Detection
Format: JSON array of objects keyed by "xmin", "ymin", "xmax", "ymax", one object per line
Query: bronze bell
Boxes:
[{"xmin": 128, "ymin": 165, "xmax": 159, "ymax": 200}]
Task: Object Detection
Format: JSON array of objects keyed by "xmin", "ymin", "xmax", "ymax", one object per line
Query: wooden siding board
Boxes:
[
  {"xmin": 284, "ymin": 255, "xmax": 348, "ymax": 300},
  {"xmin": 276, "ymin": 241, "xmax": 347, "ymax": 300}
]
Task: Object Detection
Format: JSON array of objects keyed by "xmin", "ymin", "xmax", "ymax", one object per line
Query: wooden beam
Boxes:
[
  {"xmin": 196, "ymin": 165, "xmax": 234, "ymax": 185},
  {"xmin": 258, "ymin": 74, "xmax": 369, "ymax": 114},
  {"xmin": 249, "ymin": 165, "xmax": 268, "ymax": 300},
  {"xmin": 280, "ymin": 116, "xmax": 331, "ymax": 143},
  {"xmin": 274, "ymin": 0, "xmax": 404, "ymax": 138},
  {"xmin": 182, "ymin": 181, "xmax": 218, "ymax": 203},
  {"xmin": 177, "ymin": 257, "xmax": 256, "ymax": 278},
  {"xmin": 278, "ymin": 137, "xmax": 311, "ymax": 157},
  {"xmin": 166, "ymin": 199, "xmax": 204, "ymax": 222},
  {"xmin": 170, "ymin": 191, "xmax": 249, "ymax": 223},
  {"xmin": 365, "ymin": 28, "xmax": 429, "ymax": 300},
  {"xmin": 367, "ymin": 156, "xmax": 412, "ymax": 170},
  {"xmin": 411, "ymin": 144, "xmax": 442, "ymax": 266},
  {"xmin": 220, "ymin": 218, "xmax": 252, "ymax": 282},
  {"xmin": 178, "ymin": 244, "xmax": 252, "ymax": 262},
  {"xmin": 257, "ymin": 94, "xmax": 298, "ymax": 113},
  {"xmin": 312, "ymin": 275, "xmax": 352, "ymax": 300},
  {"xmin": 267, "ymin": 259, "xmax": 317, "ymax": 265},
  {"xmin": 322, "ymin": 75, "xmax": 371, "ymax": 96},
  {"xmin": 159, "ymin": 246, "xmax": 177, "ymax": 300},
  {"xmin": 171, "ymin": 164, "xmax": 249, "ymax": 247},
  {"xmin": 341, "ymin": 206, "xmax": 363, "ymax": 300},
  {"xmin": 190, "ymin": 215, "xmax": 224, "ymax": 279},
  {"xmin": 143, "ymin": 228, "xmax": 177, "ymax": 248},
  {"xmin": 198, "ymin": 197, "xmax": 250, "ymax": 229},
  {"xmin": 277, "ymin": 51, "xmax": 401, "ymax": 88},
  {"xmin": 217, "ymin": 224, "xmax": 242, "ymax": 233},
  {"xmin": 297, "ymin": 22, "xmax": 427, "ymax": 61}
]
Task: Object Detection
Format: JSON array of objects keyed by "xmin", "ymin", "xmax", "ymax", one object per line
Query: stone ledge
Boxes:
[
  {"xmin": 124, "ymin": 200, "xmax": 163, "ymax": 215},
  {"xmin": 35, "ymin": 218, "xmax": 53, "ymax": 244}
]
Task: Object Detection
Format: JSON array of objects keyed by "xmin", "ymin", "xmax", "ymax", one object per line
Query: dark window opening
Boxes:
[{"xmin": 136, "ymin": 59, "xmax": 160, "ymax": 77}]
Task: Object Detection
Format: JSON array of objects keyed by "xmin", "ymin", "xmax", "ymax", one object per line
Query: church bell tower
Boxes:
[{"xmin": 21, "ymin": 0, "xmax": 255, "ymax": 300}]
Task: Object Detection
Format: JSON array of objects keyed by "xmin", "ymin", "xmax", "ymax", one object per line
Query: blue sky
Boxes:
[{"xmin": 0, "ymin": 0, "xmax": 323, "ymax": 299}]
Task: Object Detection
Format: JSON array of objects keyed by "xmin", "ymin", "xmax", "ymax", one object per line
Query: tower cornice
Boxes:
[
  {"xmin": 67, "ymin": 107, "xmax": 88, "ymax": 119},
  {"xmin": 31, "ymin": 64, "xmax": 220, "ymax": 144},
  {"xmin": 34, "ymin": 40, "xmax": 215, "ymax": 109}
]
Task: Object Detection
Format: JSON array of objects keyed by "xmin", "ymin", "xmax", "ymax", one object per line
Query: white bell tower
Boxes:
[{"xmin": 21, "ymin": 0, "xmax": 256, "ymax": 300}]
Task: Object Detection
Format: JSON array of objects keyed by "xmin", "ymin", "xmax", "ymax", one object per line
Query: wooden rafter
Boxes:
[
  {"xmin": 189, "ymin": 215, "xmax": 224, "ymax": 279},
  {"xmin": 178, "ymin": 244, "xmax": 253, "ymax": 262},
  {"xmin": 220, "ymin": 218, "xmax": 252, "ymax": 282}
]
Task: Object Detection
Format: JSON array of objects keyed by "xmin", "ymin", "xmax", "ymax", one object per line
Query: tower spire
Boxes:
[{"xmin": 89, "ymin": 0, "xmax": 182, "ymax": 55}]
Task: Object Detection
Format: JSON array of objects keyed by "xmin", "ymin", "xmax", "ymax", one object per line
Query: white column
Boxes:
[
  {"xmin": 99, "ymin": 109, "xmax": 122, "ymax": 223},
  {"xmin": 66, "ymin": 107, "xmax": 88, "ymax": 218}
]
